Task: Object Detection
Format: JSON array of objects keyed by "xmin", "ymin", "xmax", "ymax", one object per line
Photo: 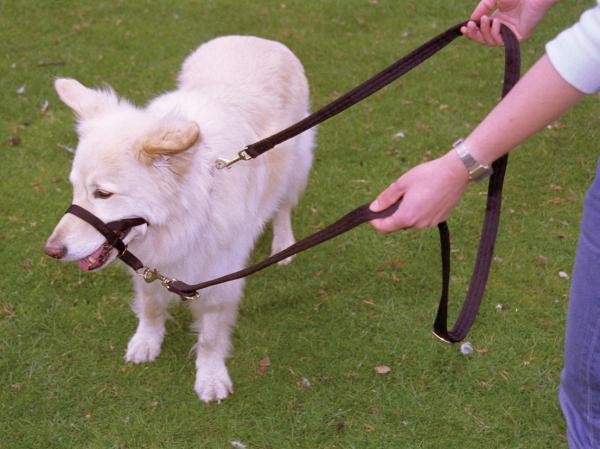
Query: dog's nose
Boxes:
[{"xmin": 44, "ymin": 242, "xmax": 67, "ymax": 259}]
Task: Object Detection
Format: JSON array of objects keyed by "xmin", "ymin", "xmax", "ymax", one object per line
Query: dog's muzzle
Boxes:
[
  {"xmin": 65, "ymin": 204, "xmax": 148, "ymax": 268},
  {"xmin": 60, "ymin": 204, "xmax": 200, "ymax": 300}
]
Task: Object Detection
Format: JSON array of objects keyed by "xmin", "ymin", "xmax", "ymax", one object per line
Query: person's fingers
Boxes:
[
  {"xmin": 461, "ymin": 20, "xmax": 486, "ymax": 45},
  {"xmin": 370, "ymin": 178, "xmax": 405, "ymax": 212},
  {"xmin": 479, "ymin": 15, "xmax": 499, "ymax": 46},
  {"xmin": 369, "ymin": 212, "xmax": 406, "ymax": 234},
  {"xmin": 489, "ymin": 17, "xmax": 505, "ymax": 45},
  {"xmin": 371, "ymin": 196, "xmax": 434, "ymax": 233},
  {"xmin": 471, "ymin": 0, "xmax": 497, "ymax": 20}
]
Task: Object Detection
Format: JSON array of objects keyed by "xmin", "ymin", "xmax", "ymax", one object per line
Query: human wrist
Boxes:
[
  {"xmin": 451, "ymin": 138, "xmax": 493, "ymax": 182},
  {"xmin": 442, "ymin": 147, "xmax": 471, "ymax": 184}
]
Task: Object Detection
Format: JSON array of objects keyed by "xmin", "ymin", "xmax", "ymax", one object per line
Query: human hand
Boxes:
[
  {"xmin": 461, "ymin": 0, "xmax": 558, "ymax": 45},
  {"xmin": 369, "ymin": 151, "xmax": 470, "ymax": 233}
]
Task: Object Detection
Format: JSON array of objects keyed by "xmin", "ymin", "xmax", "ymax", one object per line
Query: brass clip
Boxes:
[
  {"xmin": 137, "ymin": 267, "xmax": 200, "ymax": 301},
  {"xmin": 139, "ymin": 267, "xmax": 172, "ymax": 287},
  {"xmin": 214, "ymin": 148, "xmax": 252, "ymax": 170}
]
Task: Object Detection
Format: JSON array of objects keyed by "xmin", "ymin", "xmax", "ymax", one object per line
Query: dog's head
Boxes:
[{"xmin": 44, "ymin": 78, "xmax": 201, "ymax": 271}]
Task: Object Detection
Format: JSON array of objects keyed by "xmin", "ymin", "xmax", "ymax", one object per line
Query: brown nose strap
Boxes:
[{"xmin": 65, "ymin": 204, "xmax": 148, "ymax": 256}]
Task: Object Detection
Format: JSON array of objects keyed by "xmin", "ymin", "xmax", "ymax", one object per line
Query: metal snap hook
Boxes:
[{"xmin": 214, "ymin": 148, "xmax": 251, "ymax": 170}]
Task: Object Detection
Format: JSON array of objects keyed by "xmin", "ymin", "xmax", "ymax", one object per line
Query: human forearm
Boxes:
[
  {"xmin": 459, "ymin": 53, "xmax": 584, "ymax": 167},
  {"xmin": 370, "ymin": 53, "xmax": 584, "ymax": 233}
]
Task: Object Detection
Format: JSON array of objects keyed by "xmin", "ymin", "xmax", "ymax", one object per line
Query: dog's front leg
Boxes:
[
  {"xmin": 189, "ymin": 281, "xmax": 242, "ymax": 403},
  {"xmin": 125, "ymin": 278, "xmax": 172, "ymax": 364}
]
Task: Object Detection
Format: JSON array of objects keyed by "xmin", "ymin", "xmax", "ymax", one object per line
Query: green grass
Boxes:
[{"xmin": 1, "ymin": 1, "xmax": 598, "ymax": 448}]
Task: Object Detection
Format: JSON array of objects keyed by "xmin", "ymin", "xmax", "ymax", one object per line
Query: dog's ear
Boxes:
[
  {"xmin": 55, "ymin": 78, "xmax": 118, "ymax": 120},
  {"xmin": 137, "ymin": 119, "xmax": 201, "ymax": 166}
]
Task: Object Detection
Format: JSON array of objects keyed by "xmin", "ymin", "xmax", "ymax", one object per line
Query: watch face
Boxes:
[
  {"xmin": 470, "ymin": 166, "xmax": 493, "ymax": 182},
  {"xmin": 453, "ymin": 142, "xmax": 492, "ymax": 182}
]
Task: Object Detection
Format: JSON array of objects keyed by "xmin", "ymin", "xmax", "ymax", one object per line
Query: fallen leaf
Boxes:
[
  {"xmin": 386, "ymin": 259, "xmax": 405, "ymax": 269},
  {"xmin": 374, "ymin": 365, "xmax": 391, "ymax": 375},
  {"xmin": 549, "ymin": 197, "xmax": 564, "ymax": 205},
  {"xmin": 258, "ymin": 357, "xmax": 271, "ymax": 377},
  {"xmin": 546, "ymin": 121, "xmax": 565, "ymax": 130},
  {"xmin": 1, "ymin": 303, "xmax": 16, "ymax": 319}
]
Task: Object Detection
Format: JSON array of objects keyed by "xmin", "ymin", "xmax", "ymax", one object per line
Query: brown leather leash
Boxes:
[{"xmin": 63, "ymin": 21, "xmax": 520, "ymax": 344}]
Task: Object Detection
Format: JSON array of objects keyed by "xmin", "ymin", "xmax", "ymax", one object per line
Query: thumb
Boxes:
[
  {"xmin": 370, "ymin": 178, "xmax": 405, "ymax": 212},
  {"xmin": 471, "ymin": 0, "xmax": 497, "ymax": 20}
]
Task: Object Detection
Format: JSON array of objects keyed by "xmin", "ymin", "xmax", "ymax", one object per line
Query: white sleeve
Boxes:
[{"xmin": 545, "ymin": 1, "xmax": 600, "ymax": 94}]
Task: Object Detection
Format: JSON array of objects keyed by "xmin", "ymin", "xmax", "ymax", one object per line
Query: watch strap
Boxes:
[{"xmin": 452, "ymin": 139, "xmax": 493, "ymax": 182}]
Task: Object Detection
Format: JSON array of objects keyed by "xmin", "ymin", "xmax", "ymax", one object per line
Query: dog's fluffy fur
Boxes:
[{"xmin": 45, "ymin": 36, "xmax": 314, "ymax": 402}]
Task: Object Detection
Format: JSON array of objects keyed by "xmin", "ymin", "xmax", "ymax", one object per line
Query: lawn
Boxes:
[{"xmin": 1, "ymin": 1, "xmax": 598, "ymax": 448}]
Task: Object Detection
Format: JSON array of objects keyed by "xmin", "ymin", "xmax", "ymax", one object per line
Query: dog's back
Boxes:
[{"xmin": 177, "ymin": 36, "xmax": 309, "ymax": 137}]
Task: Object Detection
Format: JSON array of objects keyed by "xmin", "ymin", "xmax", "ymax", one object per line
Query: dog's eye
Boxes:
[{"xmin": 93, "ymin": 189, "xmax": 114, "ymax": 199}]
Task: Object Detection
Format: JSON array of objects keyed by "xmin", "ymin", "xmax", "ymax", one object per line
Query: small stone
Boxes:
[
  {"xmin": 298, "ymin": 377, "xmax": 311, "ymax": 388},
  {"xmin": 460, "ymin": 342, "xmax": 474, "ymax": 355}
]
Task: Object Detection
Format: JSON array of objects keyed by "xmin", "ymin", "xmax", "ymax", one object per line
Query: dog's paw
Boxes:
[
  {"xmin": 125, "ymin": 331, "xmax": 163, "ymax": 364},
  {"xmin": 194, "ymin": 363, "xmax": 233, "ymax": 403},
  {"xmin": 271, "ymin": 242, "xmax": 296, "ymax": 266}
]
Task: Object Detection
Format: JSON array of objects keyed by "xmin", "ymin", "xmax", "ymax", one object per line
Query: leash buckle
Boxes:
[
  {"xmin": 140, "ymin": 267, "xmax": 167, "ymax": 284},
  {"xmin": 139, "ymin": 267, "xmax": 176, "ymax": 290},
  {"xmin": 138, "ymin": 267, "xmax": 200, "ymax": 301},
  {"xmin": 215, "ymin": 148, "xmax": 251, "ymax": 170}
]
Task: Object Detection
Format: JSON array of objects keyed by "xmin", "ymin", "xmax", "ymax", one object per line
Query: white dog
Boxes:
[{"xmin": 44, "ymin": 36, "xmax": 314, "ymax": 402}]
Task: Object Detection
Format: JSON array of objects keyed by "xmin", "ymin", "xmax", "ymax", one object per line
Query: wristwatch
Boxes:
[{"xmin": 452, "ymin": 138, "xmax": 493, "ymax": 182}]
